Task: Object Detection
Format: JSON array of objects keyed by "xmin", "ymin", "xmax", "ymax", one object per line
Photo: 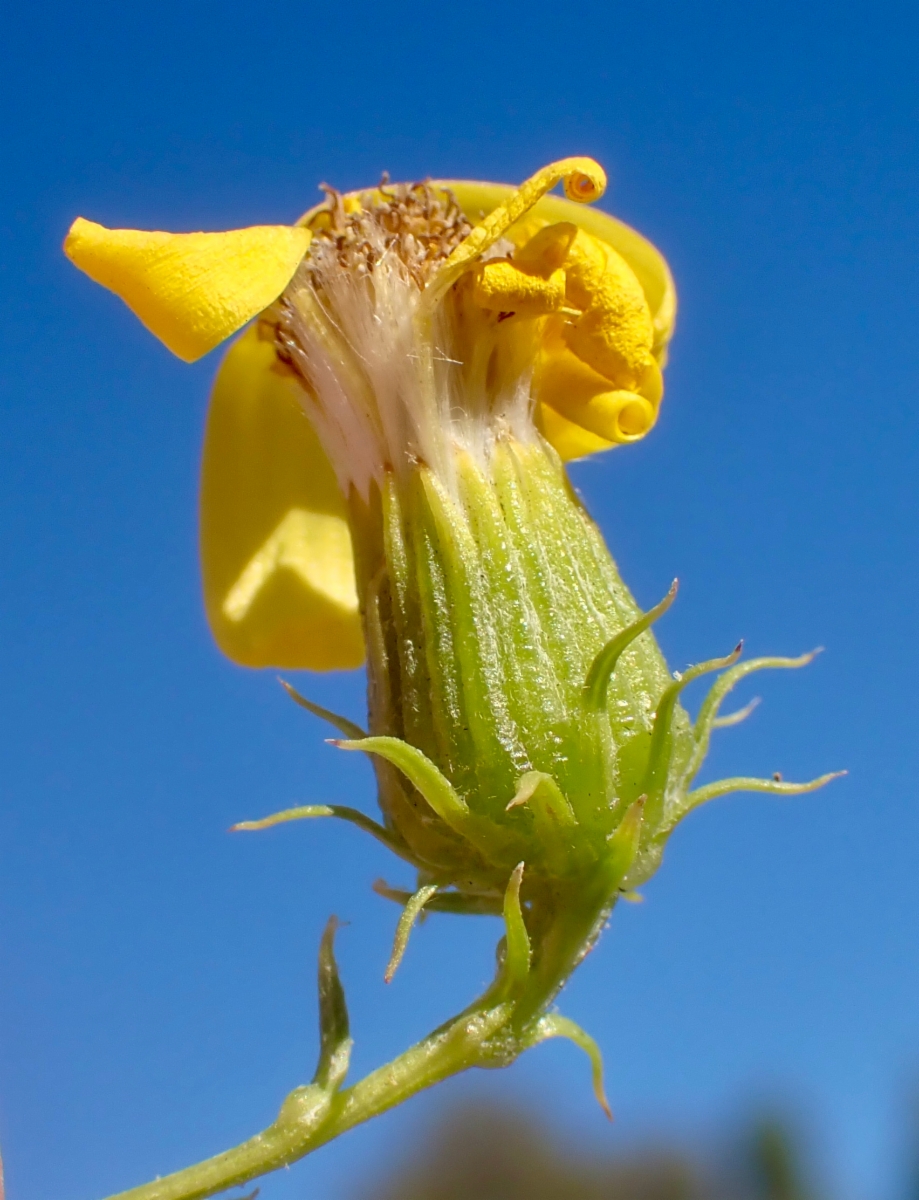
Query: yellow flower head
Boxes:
[
  {"xmin": 65, "ymin": 158, "xmax": 676, "ymax": 671},
  {"xmin": 62, "ymin": 167, "xmax": 838, "ymax": 1181}
]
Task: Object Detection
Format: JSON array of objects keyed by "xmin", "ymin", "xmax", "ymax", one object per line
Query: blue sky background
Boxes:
[{"xmin": 1, "ymin": 1, "xmax": 917, "ymax": 1198}]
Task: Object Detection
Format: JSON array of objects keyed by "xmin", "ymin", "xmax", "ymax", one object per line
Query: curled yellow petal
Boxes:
[
  {"xmin": 537, "ymin": 403, "xmax": 615, "ymax": 462},
  {"xmin": 638, "ymin": 357, "xmax": 663, "ymax": 407},
  {"xmin": 572, "ymin": 390, "xmax": 656, "ymax": 443},
  {"xmin": 64, "ymin": 218, "xmax": 312, "ymax": 363},
  {"xmin": 443, "ymin": 180, "xmax": 676, "ymax": 356},
  {"xmin": 200, "ymin": 326, "xmax": 364, "ymax": 670},
  {"xmin": 536, "ymin": 334, "xmax": 658, "ymax": 454}
]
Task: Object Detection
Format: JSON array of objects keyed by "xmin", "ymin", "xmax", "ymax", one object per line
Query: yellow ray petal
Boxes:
[
  {"xmin": 200, "ymin": 326, "xmax": 364, "ymax": 670},
  {"xmin": 64, "ymin": 218, "xmax": 312, "ymax": 363}
]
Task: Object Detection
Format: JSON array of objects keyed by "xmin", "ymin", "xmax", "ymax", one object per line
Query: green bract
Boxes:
[{"xmin": 251, "ymin": 435, "xmax": 837, "ymax": 1001}]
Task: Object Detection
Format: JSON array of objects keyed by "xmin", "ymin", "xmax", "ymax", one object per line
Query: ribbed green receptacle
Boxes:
[{"xmin": 350, "ymin": 433, "xmax": 689, "ymax": 893}]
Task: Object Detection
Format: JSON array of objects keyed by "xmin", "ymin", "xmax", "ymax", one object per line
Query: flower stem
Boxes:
[
  {"xmin": 101, "ymin": 890, "xmax": 612, "ymax": 1200},
  {"xmin": 104, "ymin": 1002, "xmax": 512, "ymax": 1200}
]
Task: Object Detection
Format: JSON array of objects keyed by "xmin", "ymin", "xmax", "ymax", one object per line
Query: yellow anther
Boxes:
[
  {"xmin": 561, "ymin": 229, "xmax": 656, "ymax": 390},
  {"xmin": 426, "ymin": 157, "xmax": 606, "ymax": 303},
  {"xmin": 513, "ymin": 222, "xmax": 579, "ymax": 276},
  {"xmin": 470, "ymin": 222, "xmax": 579, "ymax": 315},
  {"xmin": 64, "ymin": 218, "xmax": 312, "ymax": 362},
  {"xmin": 565, "ymin": 307, "xmax": 654, "ymax": 391},
  {"xmin": 471, "ymin": 261, "xmax": 566, "ymax": 316}
]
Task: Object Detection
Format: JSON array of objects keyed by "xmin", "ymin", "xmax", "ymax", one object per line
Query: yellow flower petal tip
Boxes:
[{"xmin": 64, "ymin": 218, "xmax": 312, "ymax": 363}]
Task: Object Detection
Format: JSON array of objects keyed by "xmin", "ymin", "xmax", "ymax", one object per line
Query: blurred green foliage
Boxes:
[{"xmin": 357, "ymin": 1103, "xmax": 817, "ymax": 1200}]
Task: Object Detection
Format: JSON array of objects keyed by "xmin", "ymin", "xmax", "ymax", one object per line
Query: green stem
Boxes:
[
  {"xmin": 105, "ymin": 1003, "xmax": 513, "ymax": 1200},
  {"xmin": 512, "ymin": 882, "xmax": 615, "ymax": 1030},
  {"xmin": 101, "ymin": 890, "xmax": 612, "ymax": 1200}
]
